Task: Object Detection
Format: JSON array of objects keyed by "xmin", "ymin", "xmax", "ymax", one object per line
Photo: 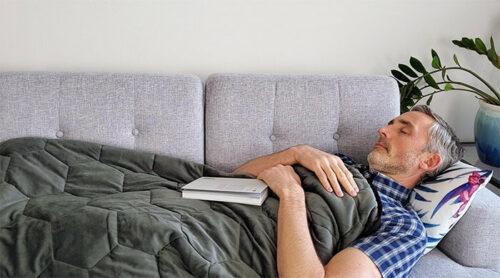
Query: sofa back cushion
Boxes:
[
  {"xmin": 0, "ymin": 72, "xmax": 204, "ymax": 163},
  {"xmin": 204, "ymin": 73, "xmax": 400, "ymax": 172}
]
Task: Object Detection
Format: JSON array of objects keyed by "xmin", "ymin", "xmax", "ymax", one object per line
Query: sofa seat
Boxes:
[{"xmin": 411, "ymin": 248, "xmax": 498, "ymax": 277}]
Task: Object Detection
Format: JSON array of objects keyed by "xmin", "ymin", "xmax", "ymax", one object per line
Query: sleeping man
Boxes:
[{"xmin": 233, "ymin": 105, "xmax": 463, "ymax": 278}]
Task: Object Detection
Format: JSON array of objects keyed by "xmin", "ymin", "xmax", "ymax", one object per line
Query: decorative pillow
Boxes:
[{"xmin": 409, "ymin": 161, "xmax": 493, "ymax": 254}]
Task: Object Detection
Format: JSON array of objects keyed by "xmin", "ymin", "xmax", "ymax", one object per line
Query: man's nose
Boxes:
[{"xmin": 378, "ymin": 125, "xmax": 389, "ymax": 138}]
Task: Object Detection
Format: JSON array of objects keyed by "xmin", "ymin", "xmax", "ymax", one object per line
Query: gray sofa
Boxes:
[{"xmin": 0, "ymin": 71, "xmax": 498, "ymax": 277}]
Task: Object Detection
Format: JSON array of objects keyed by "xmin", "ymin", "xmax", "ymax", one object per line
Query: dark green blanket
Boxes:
[{"xmin": 0, "ymin": 138, "xmax": 379, "ymax": 277}]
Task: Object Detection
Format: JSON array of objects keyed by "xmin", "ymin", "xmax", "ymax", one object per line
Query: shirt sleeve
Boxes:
[{"xmin": 349, "ymin": 198, "xmax": 427, "ymax": 278}]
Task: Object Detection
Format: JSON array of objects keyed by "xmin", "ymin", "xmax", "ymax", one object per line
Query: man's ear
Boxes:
[{"xmin": 419, "ymin": 152, "xmax": 441, "ymax": 173}]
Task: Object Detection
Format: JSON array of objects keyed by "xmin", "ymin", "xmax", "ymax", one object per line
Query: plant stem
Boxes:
[
  {"xmin": 420, "ymin": 81, "xmax": 499, "ymax": 104},
  {"xmin": 460, "ymin": 67, "xmax": 500, "ymax": 101},
  {"xmin": 421, "ymin": 88, "xmax": 479, "ymax": 99},
  {"xmin": 416, "ymin": 66, "xmax": 500, "ymax": 101}
]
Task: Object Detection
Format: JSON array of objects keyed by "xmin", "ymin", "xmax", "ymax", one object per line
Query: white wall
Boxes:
[{"xmin": 1, "ymin": 0, "xmax": 499, "ymax": 142}]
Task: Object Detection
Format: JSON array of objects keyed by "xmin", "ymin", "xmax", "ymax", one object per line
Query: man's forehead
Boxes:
[{"xmin": 392, "ymin": 111, "xmax": 435, "ymax": 127}]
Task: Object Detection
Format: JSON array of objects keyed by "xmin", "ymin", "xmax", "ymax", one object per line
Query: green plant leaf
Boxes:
[
  {"xmin": 426, "ymin": 94, "xmax": 434, "ymax": 105},
  {"xmin": 391, "ymin": 70, "xmax": 411, "ymax": 82},
  {"xmin": 399, "ymin": 82, "xmax": 418, "ymax": 113},
  {"xmin": 402, "ymin": 97, "xmax": 415, "ymax": 108},
  {"xmin": 431, "ymin": 56, "xmax": 441, "ymax": 69},
  {"xmin": 399, "ymin": 84, "xmax": 409, "ymax": 101},
  {"xmin": 441, "ymin": 67, "xmax": 447, "ymax": 80},
  {"xmin": 410, "ymin": 85, "xmax": 423, "ymax": 99},
  {"xmin": 402, "ymin": 83, "xmax": 413, "ymax": 100},
  {"xmin": 431, "ymin": 49, "xmax": 442, "ymax": 69},
  {"xmin": 475, "ymin": 38, "xmax": 487, "ymax": 54},
  {"xmin": 453, "ymin": 54, "xmax": 461, "ymax": 67},
  {"xmin": 487, "ymin": 36, "xmax": 500, "ymax": 69},
  {"xmin": 444, "ymin": 83, "xmax": 453, "ymax": 91},
  {"xmin": 462, "ymin": 37, "xmax": 475, "ymax": 49},
  {"xmin": 453, "ymin": 37, "xmax": 479, "ymax": 52},
  {"xmin": 424, "ymin": 74, "xmax": 440, "ymax": 90},
  {"xmin": 452, "ymin": 39, "xmax": 463, "ymax": 47},
  {"xmin": 412, "ymin": 86, "xmax": 423, "ymax": 98},
  {"xmin": 398, "ymin": 64, "xmax": 418, "ymax": 78},
  {"xmin": 410, "ymin": 57, "xmax": 426, "ymax": 73}
]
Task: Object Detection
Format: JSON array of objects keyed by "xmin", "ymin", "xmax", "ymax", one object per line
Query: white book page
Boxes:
[
  {"xmin": 182, "ymin": 177, "xmax": 268, "ymax": 193},
  {"xmin": 182, "ymin": 187, "xmax": 269, "ymax": 206}
]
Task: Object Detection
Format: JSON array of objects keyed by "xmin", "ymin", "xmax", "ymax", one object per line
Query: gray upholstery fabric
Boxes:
[
  {"xmin": 205, "ymin": 73, "xmax": 399, "ymax": 172},
  {"xmin": 411, "ymin": 248, "xmax": 499, "ymax": 278},
  {"xmin": 437, "ymin": 187, "xmax": 500, "ymax": 271},
  {"xmin": 0, "ymin": 72, "xmax": 204, "ymax": 163}
]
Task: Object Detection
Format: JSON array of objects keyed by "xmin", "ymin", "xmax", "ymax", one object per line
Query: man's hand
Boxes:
[
  {"xmin": 292, "ymin": 145, "xmax": 358, "ymax": 197},
  {"xmin": 257, "ymin": 164, "xmax": 304, "ymax": 200}
]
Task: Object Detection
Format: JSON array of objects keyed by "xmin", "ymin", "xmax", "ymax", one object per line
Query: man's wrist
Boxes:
[
  {"xmin": 288, "ymin": 145, "xmax": 303, "ymax": 165},
  {"xmin": 279, "ymin": 186, "xmax": 305, "ymax": 203}
]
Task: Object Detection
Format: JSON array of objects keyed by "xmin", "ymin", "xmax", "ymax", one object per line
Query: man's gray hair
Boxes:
[{"xmin": 411, "ymin": 105, "xmax": 464, "ymax": 178}]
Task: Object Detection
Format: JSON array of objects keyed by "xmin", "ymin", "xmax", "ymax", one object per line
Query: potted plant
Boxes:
[{"xmin": 391, "ymin": 36, "xmax": 500, "ymax": 167}]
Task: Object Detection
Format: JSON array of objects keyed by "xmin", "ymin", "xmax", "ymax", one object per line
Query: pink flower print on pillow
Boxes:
[
  {"xmin": 452, "ymin": 172, "xmax": 483, "ymax": 218},
  {"xmin": 431, "ymin": 170, "xmax": 490, "ymax": 219},
  {"xmin": 468, "ymin": 171, "xmax": 485, "ymax": 186}
]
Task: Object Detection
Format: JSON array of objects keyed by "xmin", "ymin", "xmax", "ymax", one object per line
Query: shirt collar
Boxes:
[{"xmin": 371, "ymin": 171, "xmax": 411, "ymax": 203}]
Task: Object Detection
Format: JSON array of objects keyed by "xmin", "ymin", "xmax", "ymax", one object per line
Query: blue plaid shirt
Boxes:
[{"xmin": 335, "ymin": 153, "xmax": 427, "ymax": 278}]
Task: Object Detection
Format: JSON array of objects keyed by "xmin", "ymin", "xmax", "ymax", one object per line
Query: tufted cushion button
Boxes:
[
  {"xmin": 56, "ymin": 130, "xmax": 64, "ymax": 138},
  {"xmin": 132, "ymin": 128, "xmax": 140, "ymax": 136},
  {"xmin": 270, "ymin": 135, "xmax": 276, "ymax": 141},
  {"xmin": 333, "ymin": 133, "xmax": 340, "ymax": 140}
]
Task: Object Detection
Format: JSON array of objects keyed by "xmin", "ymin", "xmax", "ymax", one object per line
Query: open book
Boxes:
[{"xmin": 181, "ymin": 177, "xmax": 269, "ymax": 206}]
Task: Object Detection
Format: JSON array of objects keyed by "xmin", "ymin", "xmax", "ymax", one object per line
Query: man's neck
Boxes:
[{"xmin": 380, "ymin": 172, "xmax": 422, "ymax": 190}]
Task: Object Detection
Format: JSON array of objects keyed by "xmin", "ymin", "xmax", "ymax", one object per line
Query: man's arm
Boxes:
[
  {"xmin": 234, "ymin": 145, "xmax": 358, "ymax": 197},
  {"xmin": 258, "ymin": 165, "xmax": 382, "ymax": 278},
  {"xmin": 233, "ymin": 147, "xmax": 297, "ymax": 177}
]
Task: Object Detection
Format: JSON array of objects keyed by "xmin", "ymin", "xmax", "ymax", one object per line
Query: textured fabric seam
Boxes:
[
  {"xmin": 151, "ymin": 154, "xmax": 157, "ymax": 175},
  {"xmin": 271, "ymin": 81, "xmax": 278, "ymax": 153},
  {"xmin": 89, "ymin": 244, "xmax": 118, "ymax": 269},
  {"xmin": 312, "ymin": 222, "xmax": 337, "ymax": 242},
  {"xmin": 179, "ymin": 214, "xmax": 211, "ymax": 264},
  {"xmin": 133, "ymin": 76, "xmax": 137, "ymax": 150},
  {"xmin": 308, "ymin": 206, "xmax": 331, "ymax": 222},
  {"xmin": 58, "ymin": 75, "xmax": 61, "ymax": 136},
  {"xmin": 98, "ymin": 145, "xmax": 103, "ymax": 161},
  {"xmin": 35, "ymin": 244, "xmax": 54, "ymax": 277},
  {"xmin": 2, "ymin": 156, "xmax": 11, "ymax": 183},
  {"xmin": 208, "ymin": 203, "xmax": 270, "ymax": 266},
  {"xmin": 4, "ymin": 199, "xmax": 28, "ymax": 223},
  {"xmin": 336, "ymin": 80, "xmax": 341, "ymax": 152},
  {"xmin": 260, "ymin": 205, "xmax": 277, "ymax": 225},
  {"xmin": 157, "ymin": 236, "xmax": 194, "ymax": 276},
  {"xmin": 43, "ymin": 141, "xmax": 70, "ymax": 180},
  {"xmin": 11, "ymin": 149, "xmax": 47, "ymax": 156},
  {"xmin": 154, "ymin": 252, "xmax": 162, "ymax": 278},
  {"xmin": 208, "ymin": 202, "xmax": 244, "ymax": 226},
  {"xmin": 106, "ymin": 211, "xmax": 117, "ymax": 251}
]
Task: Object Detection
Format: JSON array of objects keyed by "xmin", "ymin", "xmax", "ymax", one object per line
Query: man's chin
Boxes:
[{"xmin": 367, "ymin": 151, "xmax": 384, "ymax": 170}]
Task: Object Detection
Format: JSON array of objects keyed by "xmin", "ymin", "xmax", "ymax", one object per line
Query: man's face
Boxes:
[{"xmin": 367, "ymin": 111, "xmax": 436, "ymax": 175}]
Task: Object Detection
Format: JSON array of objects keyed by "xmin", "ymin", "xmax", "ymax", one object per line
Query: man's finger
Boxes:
[
  {"xmin": 330, "ymin": 163, "xmax": 356, "ymax": 197},
  {"xmin": 340, "ymin": 163, "xmax": 358, "ymax": 193},
  {"xmin": 314, "ymin": 168, "xmax": 336, "ymax": 194},
  {"xmin": 318, "ymin": 165, "xmax": 343, "ymax": 197}
]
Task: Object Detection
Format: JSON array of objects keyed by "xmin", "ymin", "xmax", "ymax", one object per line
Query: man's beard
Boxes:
[{"xmin": 367, "ymin": 147, "xmax": 420, "ymax": 175}]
